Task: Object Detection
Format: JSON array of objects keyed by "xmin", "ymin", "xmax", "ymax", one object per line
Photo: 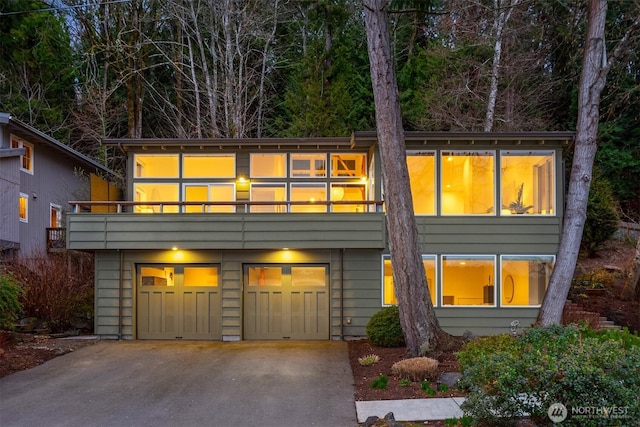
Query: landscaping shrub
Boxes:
[
  {"xmin": 457, "ymin": 324, "xmax": 640, "ymax": 426},
  {"xmin": 391, "ymin": 357, "xmax": 439, "ymax": 382},
  {"xmin": 0, "ymin": 270, "xmax": 23, "ymax": 330},
  {"xmin": 5, "ymin": 252, "xmax": 94, "ymax": 333},
  {"xmin": 366, "ymin": 305, "xmax": 405, "ymax": 347},
  {"xmin": 582, "ymin": 170, "xmax": 619, "ymax": 257}
]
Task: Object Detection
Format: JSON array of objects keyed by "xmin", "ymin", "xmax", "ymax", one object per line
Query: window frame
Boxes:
[
  {"xmin": 133, "ymin": 153, "xmax": 180, "ymax": 179},
  {"xmin": 500, "ymin": 150, "xmax": 556, "ymax": 216},
  {"xmin": 441, "ymin": 255, "xmax": 497, "ymax": 307},
  {"xmin": 182, "ymin": 153, "xmax": 236, "ymax": 179},
  {"xmin": 440, "ymin": 150, "xmax": 496, "ymax": 216},
  {"xmin": 19, "ymin": 192, "xmax": 28, "ymax": 222},
  {"xmin": 11, "ymin": 136, "xmax": 34, "ymax": 174},
  {"xmin": 137, "ymin": 264, "xmax": 220, "ymax": 287},
  {"xmin": 500, "ymin": 255, "xmax": 555, "ymax": 307},
  {"xmin": 50, "ymin": 203, "xmax": 62, "ymax": 227},
  {"xmin": 406, "ymin": 150, "xmax": 437, "ymax": 216},
  {"xmin": 250, "ymin": 153, "xmax": 288, "ymax": 178},
  {"xmin": 290, "ymin": 153, "xmax": 327, "ymax": 178},
  {"xmin": 381, "ymin": 255, "xmax": 437, "ymax": 307}
]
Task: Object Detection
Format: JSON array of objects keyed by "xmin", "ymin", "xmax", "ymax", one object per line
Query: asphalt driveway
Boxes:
[{"xmin": 0, "ymin": 340, "xmax": 356, "ymax": 427}]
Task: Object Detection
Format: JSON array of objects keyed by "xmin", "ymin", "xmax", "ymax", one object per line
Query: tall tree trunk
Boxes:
[
  {"xmin": 538, "ymin": 0, "xmax": 640, "ymax": 325},
  {"xmin": 364, "ymin": 0, "xmax": 446, "ymax": 356}
]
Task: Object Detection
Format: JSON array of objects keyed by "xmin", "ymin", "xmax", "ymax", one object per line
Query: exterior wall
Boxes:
[
  {"xmin": 67, "ymin": 212, "xmax": 386, "ymax": 251},
  {"xmin": 95, "ymin": 248, "xmax": 382, "ymax": 340},
  {"xmin": 0, "ymin": 153, "xmax": 21, "ymax": 250},
  {"xmin": 18, "ymin": 141, "xmax": 91, "ymax": 256}
]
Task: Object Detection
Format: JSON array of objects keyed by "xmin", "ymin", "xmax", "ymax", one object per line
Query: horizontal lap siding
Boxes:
[
  {"xmin": 67, "ymin": 213, "xmax": 386, "ymax": 250},
  {"xmin": 416, "ymin": 217, "xmax": 561, "ymax": 254},
  {"xmin": 341, "ymin": 249, "xmax": 382, "ymax": 338},
  {"xmin": 435, "ymin": 307, "xmax": 540, "ymax": 336}
]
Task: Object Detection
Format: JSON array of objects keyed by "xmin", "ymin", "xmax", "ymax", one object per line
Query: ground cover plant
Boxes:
[{"xmin": 457, "ymin": 324, "xmax": 640, "ymax": 426}]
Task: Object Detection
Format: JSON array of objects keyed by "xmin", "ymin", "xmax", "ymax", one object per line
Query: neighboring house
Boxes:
[
  {"xmin": 66, "ymin": 131, "xmax": 573, "ymax": 340},
  {"xmin": 0, "ymin": 113, "xmax": 119, "ymax": 258}
]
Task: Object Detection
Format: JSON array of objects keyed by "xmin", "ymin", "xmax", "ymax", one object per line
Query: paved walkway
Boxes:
[{"xmin": 355, "ymin": 398, "xmax": 465, "ymax": 423}]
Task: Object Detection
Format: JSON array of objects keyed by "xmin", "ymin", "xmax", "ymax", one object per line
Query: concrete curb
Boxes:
[{"xmin": 355, "ymin": 398, "xmax": 465, "ymax": 423}]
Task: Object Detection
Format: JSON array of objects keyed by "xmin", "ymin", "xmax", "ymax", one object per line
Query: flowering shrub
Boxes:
[{"xmin": 457, "ymin": 325, "xmax": 640, "ymax": 426}]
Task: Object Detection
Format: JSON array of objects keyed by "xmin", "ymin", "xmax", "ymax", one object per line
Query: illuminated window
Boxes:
[
  {"xmin": 19, "ymin": 193, "xmax": 28, "ymax": 222},
  {"xmin": 442, "ymin": 256, "xmax": 496, "ymax": 306},
  {"xmin": 407, "ymin": 151, "xmax": 435, "ymax": 215},
  {"xmin": 330, "ymin": 184, "xmax": 366, "ymax": 212},
  {"xmin": 250, "ymin": 153, "xmax": 287, "ymax": 178},
  {"xmin": 441, "ymin": 151, "xmax": 494, "ymax": 215},
  {"xmin": 291, "ymin": 266, "xmax": 327, "ymax": 287},
  {"xmin": 383, "ymin": 256, "xmax": 436, "ymax": 306},
  {"xmin": 501, "ymin": 256, "xmax": 554, "ymax": 306},
  {"xmin": 247, "ymin": 266, "xmax": 283, "ymax": 286},
  {"xmin": 184, "ymin": 184, "xmax": 235, "ymax": 213},
  {"xmin": 134, "ymin": 154, "xmax": 179, "ymax": 178},
  {"xmin": 501, "ymin": 151, "xmax": 555, "ymax": 215},
  {"xmin": 50, "ymin": 204, "xmax": 62, "ymax": 227},
  {"xmin": 11, "ymin": 137, "xmax": 33, "ymax": 173},
  {"xmin": 250, "ymin": 183, "xmax": 287, "ymax": 212},
  {"xmin": 331, "ymin": 153, "xmax": 367, "ymax": 177},
  {"xmin": 291, "ymin": 154, "xmax": 327, "ymax": 177},
  {"xmin": 133, "ymin": 183, "xmax": 179, "ymax": 213},
  {"xmin": 140, "ymin": 266, "xmax": 175, "ymax": 286},
  {"xmin": 184, "ymin": 266, "xmax": 219, "ymax": 286},
  {"xmin": 290, "ymin": 183, "xmax": 326, "ymax": 213},
  {"xmin": 183, "ymin": 154, "xmax": 235, "ymax": 178}
]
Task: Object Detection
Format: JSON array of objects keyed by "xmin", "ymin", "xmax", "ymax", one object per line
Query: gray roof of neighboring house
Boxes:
[{"xmin": 0, "ymin": 112, "xmax": 118, "ymax": 177}]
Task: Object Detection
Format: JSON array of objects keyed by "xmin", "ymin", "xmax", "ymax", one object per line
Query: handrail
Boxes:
[{"xmin": 69, "ymin": 200, "xmax": 385, "ymax": 214}]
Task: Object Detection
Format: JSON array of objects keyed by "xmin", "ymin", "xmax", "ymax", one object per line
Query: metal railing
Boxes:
[
  {"xmin": 69, "ymin": 200, "xmax": 385, "ymax": 214},
  {"xmin": 46, "ymin": 227, "xmax": 66, "ymax": 251}
]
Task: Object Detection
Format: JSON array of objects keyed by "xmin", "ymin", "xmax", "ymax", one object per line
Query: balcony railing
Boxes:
[
  {"xmin": 46, "ymin": 227, "xmax": 66, "ymax": 252},
  {"xmin": 69, "ymin": 200, "xmax": 385, "ymax": 214}
]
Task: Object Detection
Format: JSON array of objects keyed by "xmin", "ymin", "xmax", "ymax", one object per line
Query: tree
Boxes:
[
  {"xmin": 363, "ymin": 0, "xmax": 447, "ymax": 356},
  {"xmin": 537, "ymin": 0, "xmax": 640, "ymax": 326}
]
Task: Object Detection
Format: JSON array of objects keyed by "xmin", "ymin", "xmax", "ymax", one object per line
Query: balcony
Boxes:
[
  {"xmin": 46, "ymin": 227, "xmax": 66, "ymax": 252},
  {"xmin": 66, "ymin": 200, "xmax": 386, "ymax": 251}
]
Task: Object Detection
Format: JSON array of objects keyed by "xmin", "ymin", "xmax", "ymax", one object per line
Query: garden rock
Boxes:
[{"xmin": 438, "ymin": 372, "xmax": 462, "ymax": 388}]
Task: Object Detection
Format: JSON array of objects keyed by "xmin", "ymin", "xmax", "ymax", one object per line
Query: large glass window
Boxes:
[
  {"xmin": 501, "ymin": 151, "xmax": 555, "ymax": 215},
  {"xmin": 183, "ymin": 154, "xmax": 235, "ymax": 178},
  {"xmin": 383, "ymin": 256, "xmax": 436, "ymax": 306},
  {"xmin": 331, "ymin": 153, "xmax": 367, "ymax": 177},
  {"xmin": 291, "ymin": 154, "xmax": 327, "ymax": 178},
  {"xmin": 330, "ymin": 184, "xmax": 366, "ymax": 212},
  {"xmin": 407, "ymin": 151, "xmax": 436, "ymax": 215},
  {"xmin": 250, "ymin": 183, "xmax": 287, "ymax": 212},
  {"xmin": 134, "ymin": 154, "xmax": 179, "ymax": 178},
  {"xmin": 134, "ymin": 183, "xmax": 179, "ymax": 213},
  {"xmin": 290, "ymin": 183, "xmax": 327, "ymax": 213},
  {"xmin": 442, "ymin": 255, "xmax": 496, "ymax": 306},
  {"xmin": 250, "ymin": 153, "xmax": 287, "ymax": 178},
  {"xmin": 139, "ymin": 265, "xmax": 219, "ymax": 287},
  {"xmin": 501, "ymin": 256, "xmax": 554, "ymax": 306},
  {"xmin": 184, "ymin": 184, "xmax": 235, "ymax": 213},
  {"xmin": 441, "ymin": 151, "xmax": 494, "ymax": 215}
]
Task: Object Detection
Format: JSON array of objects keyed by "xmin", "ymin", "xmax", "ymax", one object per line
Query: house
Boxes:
[
  {"xmin": 66, "ymin": 131, "xmax": 573, "ymax": 340},
  {"xmin": 0, "ymin": 113, "xmax": 119, "ymax": 258}
]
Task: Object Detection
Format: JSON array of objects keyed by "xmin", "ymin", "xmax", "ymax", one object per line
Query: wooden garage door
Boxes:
[
  {"xmin": 243, "ymin": 264, "xmax": 329, "ymax": 340},
  {"xmin": 137, "ymin": 265, "xmax": 221, "ymax": 340}
]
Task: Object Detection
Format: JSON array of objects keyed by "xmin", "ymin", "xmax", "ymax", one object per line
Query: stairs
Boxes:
[{"xmin": 563, "ymin": 300, "xmax": 621, "ymax": 330}]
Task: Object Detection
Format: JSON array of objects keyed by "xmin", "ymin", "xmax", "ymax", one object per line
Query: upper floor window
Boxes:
[
  {"xmin": 134, "ymin": 154, "xmax": 179, "ymax": 178},
  {"xmin": 291, "ymin": 154, "xmax": 326, "ymax": 177},
  {"xmin": 19, "ymin": 193, "xmax": 28, "ymax": 222},
  {"xmin": 441, "ymin": 151, "xmax": 495, "ymax": 215},
  {"xmin": 501, "ymin": 151, "xmax": 554, "ymax": 215},
  {"xmin": 50, "ymin": 204, "xmax": 62, "ymax": 227},
  {"xmin": 133, "ymin": 183, "xmax": 179, "ymax": 213},
  {"xmin": 11, "ymin": 136, "xmax": 33, "ymax": 173},
  {"xmin": 331, "ymin": 153, "xmax": 367, "ymax": 177},
  {"xmin": 330, "ymin": 184, "xmax": 367, "ymax": 212},
  {"xmin": 250, "ymin": 153, "xmax": 287, "ymax": 178},
  {"xmin": 183, "ymin": 154, "xmax": 235, "ymax": 178},
  {"xmin": 290, "ymin": 183, "xmax": 327, "ymax": 213},
  {"xmin": 407, "ymin": 151, "xmax": 436, "ymax": 215}
]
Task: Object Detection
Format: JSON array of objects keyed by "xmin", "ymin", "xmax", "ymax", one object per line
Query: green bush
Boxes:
[
  {"xmin": 0, "ymin": 271, "xmax": 24, "ymax": 330},
  {"xmin": 457, "ymin": 324, "xmax": 640, "ymax": 426},
  {"xmin": 370, "ymin": 374, "xmax": 388, "ymax": 389},
  {"xmin": 366, "ymin": 305, "xmax": 405, "ymax": 347}
]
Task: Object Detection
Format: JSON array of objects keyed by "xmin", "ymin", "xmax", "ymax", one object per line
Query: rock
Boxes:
[
  {"xmin": 384, "ymin": 412, "xmax": 402, "ymax": 427},
  {"xmin": 438, "ymin": 372, "xmax": 462, "ymax": 388},
  {"xmin": 462, "ymin": 330, "xmax": 477, "ymax": 341},
  {"xmin": 362, "ymin": 415, "xmax": 379, "ymax": 427}
]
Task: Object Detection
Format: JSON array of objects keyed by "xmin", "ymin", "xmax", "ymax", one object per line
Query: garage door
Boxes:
[
  {"xmin": 137, "ymin": 265, "xmax": 221, "ymax": 340},
  {"xmin": 243, "ymin": 264, "xmax": 329, "ymax": 340}
]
